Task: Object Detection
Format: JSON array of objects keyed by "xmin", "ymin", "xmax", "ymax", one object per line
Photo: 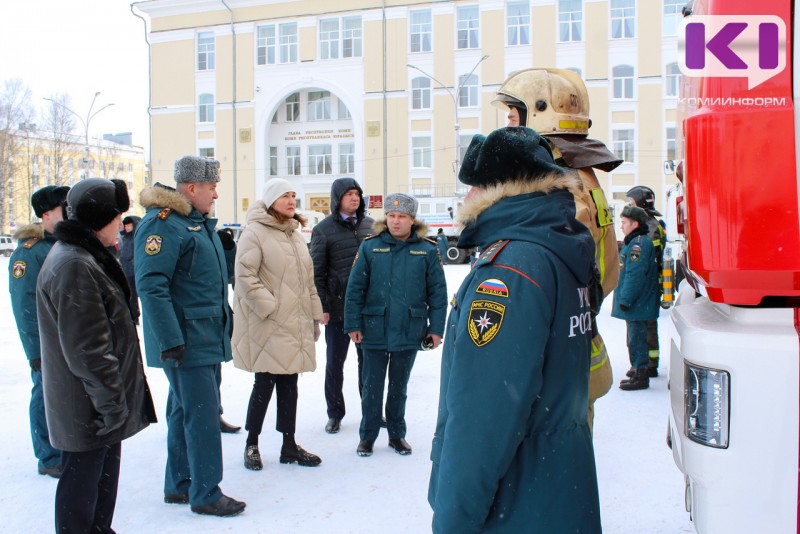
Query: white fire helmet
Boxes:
[{"xmin": 492, "ymin": 68, "xmax": 591, "ymax": 135}]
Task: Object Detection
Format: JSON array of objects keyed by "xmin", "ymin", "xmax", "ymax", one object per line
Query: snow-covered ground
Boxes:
[{"xmin": 0, "ymin": 258, "xmax": 694, "ymax": 533}]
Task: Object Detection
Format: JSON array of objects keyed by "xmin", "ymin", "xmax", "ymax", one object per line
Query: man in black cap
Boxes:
[
  {"xmin": 37, "ymin": 178, "xmax": 156, "ymax": 533},
  {"xmin": 119, "ymin": 215, "xmax": 141, "ymax": 324},
  {"xmin": 9, "ymin": 185, "xmax": 69, "ymax": 478}
]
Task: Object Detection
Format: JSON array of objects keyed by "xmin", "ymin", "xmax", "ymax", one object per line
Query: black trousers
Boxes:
[
  {"xmin": 324, "ymin": 321, "xmax": 364, "ymax": 420},
  {"xmin": 56, "ymin": 442, "xmax": 121, "ymax": 534},
  {"xmin": 245, "ymin": 372, "xmax": 298, "ymax": 436}
]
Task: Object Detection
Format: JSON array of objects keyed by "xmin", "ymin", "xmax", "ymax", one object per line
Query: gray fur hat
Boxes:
[
  {"xmin": 384, "ymin": 193, "xmax": 418, "ymax": 218},
  {"xmin": 174, "ymin": 155, "xmax": 220, "ymax": 183}
]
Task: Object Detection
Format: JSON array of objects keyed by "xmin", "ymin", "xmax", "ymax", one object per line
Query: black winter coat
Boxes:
[
  {"xmin": 119, "ymin": 215, "xmax": 140, "ymax": 278},
  {"xmin": 37, "ymin": 220, "xmax": 156, "ymax": 452},
  {"xmin": 310, "ymin": 178, "xmax": 374, "ymax": 322}
]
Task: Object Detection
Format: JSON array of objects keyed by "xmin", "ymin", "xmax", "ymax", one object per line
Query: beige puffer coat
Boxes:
[{"xmin": 232, "ymin": 201, "xmax": 323, "ymax": 374}]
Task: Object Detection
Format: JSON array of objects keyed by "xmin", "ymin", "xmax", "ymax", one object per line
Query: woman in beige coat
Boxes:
[{"xmin": 232, "ymin": 178, "xmax": 324, "ymax": 470}]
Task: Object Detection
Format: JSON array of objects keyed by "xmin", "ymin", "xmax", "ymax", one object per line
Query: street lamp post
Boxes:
[
  {"xmin": 407, "ymin": 55, "xmax": 489, "ymax": 188},
  {"xmin": 43, "ymin": 92, "xmax": 114, "ymax": 180}
]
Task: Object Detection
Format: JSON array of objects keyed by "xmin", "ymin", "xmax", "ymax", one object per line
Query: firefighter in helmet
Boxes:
[
  {"xmin": 625, "ymin": 185, "xmax": 666, "ymax": 378},
  {"xmin": 492, "ymin": 67, "xmax": 622, "ymax": 431}
]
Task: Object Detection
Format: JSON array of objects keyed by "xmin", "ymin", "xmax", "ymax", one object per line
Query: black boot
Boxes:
[
  {"xmin": 280, "ymin": 444, "xmax": 322, "ymax": 466},
  {"xmin": 647, "ymin": 357, "xmax": 660, "ymax": 377},
  {"xmin": 620, "ymin": 368, "xmax": 650, "ymax": 391},
  {"xmin": 220, "ymin": 416, "xmax": 241, "ymax": 434},
  {"xmin": 626, "ymin": 367, "xmax": 636, "ymax": 378}
]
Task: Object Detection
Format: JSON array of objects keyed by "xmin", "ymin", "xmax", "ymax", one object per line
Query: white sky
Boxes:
[{"xmin": 0, "ymin": 0, "xmax": 150, "ymax": 153}]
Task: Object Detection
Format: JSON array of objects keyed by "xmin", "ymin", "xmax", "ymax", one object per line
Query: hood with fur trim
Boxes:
[
  {"xmin": 457, "ymin": 171, "xmax": 593, "ymax": 285},
  {"xmin": 13, "ymin": 223, "xmax": 44, "ymax": 241},
  {"xmin": 371, "ymin": 218, "xmax": 429, "ymax": 239},
  {"xmin": 139, "ymin": 183, "xmax": 193, "ymax": 217}
]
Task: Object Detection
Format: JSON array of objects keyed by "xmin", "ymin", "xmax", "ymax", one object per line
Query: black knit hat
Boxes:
[
  {"xmin": 66, "ymin": 178, "xmax": 130, "ymax": 231},
  {"xmin": 620, "ymin": 205, "xmax": 649, "ymax": 227},
  {"xmin": 31, "ymin": 185, "xmax": 70, "ymax": 218},
  {"xmin": 458, "ymin": 127, "xmax": 563, "ymax": 187}
]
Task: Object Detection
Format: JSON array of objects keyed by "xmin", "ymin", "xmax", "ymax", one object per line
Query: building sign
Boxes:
[
  {"xmin": 368, "ymin": 195, "xmax": 383, "ymax": 209},
  {"xmin": 284, "ymin": 128, "xmax": 354, "ymax": 142}
]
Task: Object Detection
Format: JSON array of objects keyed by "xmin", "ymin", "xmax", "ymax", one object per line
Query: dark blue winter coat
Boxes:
[
  {"xmin": 310, "ymin": 177, "xmax": 374, "ymax": 322},
  {"xmin": 118, "ymin": 216, "xmax": 140, "ymax": 278},
  {"xmin": 436, "ymin": 233, "xmax": 448, "ymax": 262},
  {"xmin": 611, "ymin": 228, "xmax": 660, "ymax": 321},
  {"xmin": 344, "ymin": 221, "xmax": 447, "ymax": 351},
  {"xmin": 134, "ymin": 185, "xmax": 232, "ymax": 368},
  {"xmin": 428, "ymin": 179, "xmax": 601, "ymax": 533},
  {"xmin": 9, "ymin": 224, "xmax": 54, "ymax": 362}
]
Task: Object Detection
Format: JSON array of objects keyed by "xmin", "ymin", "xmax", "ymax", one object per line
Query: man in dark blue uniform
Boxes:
[
  {"xmin": 428, "ymin": 127, "xmax": 601, "ymax": 532},
  {"xmin": 9, "ymin": 185, "xmax": 68, "ymax": 478},
  {"xmin": 135, "ymin": 156, "xmax": 245, "ymax": 517}
]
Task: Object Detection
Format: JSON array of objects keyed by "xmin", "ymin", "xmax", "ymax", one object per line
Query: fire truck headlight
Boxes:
[{"xmin": 685, "ymin": 363, "xmax": 730, "ymax": 449}]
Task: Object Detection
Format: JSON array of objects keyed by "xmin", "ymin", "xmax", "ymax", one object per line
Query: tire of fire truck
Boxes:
[{"xmin": 445, "ymin": 245, "xmax": 467, "ymax": 264}]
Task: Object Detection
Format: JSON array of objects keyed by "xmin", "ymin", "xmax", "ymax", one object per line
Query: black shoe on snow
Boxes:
[
  {"xmin": 620, "ymin": 369, "xmax": 650, "ymax": 391},
  {"xmin": 280, "ymin": 444, "xmax": 321, "ymax": 467},
  {"xmin": 191, "ymin": 495, "xmax": 246, "ymax": 517},
  {"xmin": 38, "ymin": 463, "xmax": 63, "ymax": 478},
  {"xmin": 164, "ymin": 493, "xmax": 189, "ymax": 505},
  {"xmin": 388, "ymin": 438, "xmax": 412, "ymax": 455},
  {"xmin": 220, "ymin": 417, "xmax": 241, "ymax": 434},
  {"xmin": 325, "ymin": 418, "xmax": 341, "ymax": 434},
  {"xmin": 244, "ymin": 445, "xmax": 263, "ymax": 471},
  {"xmin": 357, "ymin": 440, "xmax": 374, "ymax": 457}
]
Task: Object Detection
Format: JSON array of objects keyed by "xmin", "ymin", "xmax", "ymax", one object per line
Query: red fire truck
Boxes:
[{"xmin": 668, "ymin": 0, "xmax": 800, "ymax": 532}]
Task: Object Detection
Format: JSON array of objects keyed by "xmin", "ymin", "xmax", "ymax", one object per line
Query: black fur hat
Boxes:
[
  {"xmin": 621, "ymin": 204, "xmax": 649, "ymax": 227},
  {"xmin": 66, "ymin": 178, "xmax": 130, "ymax": 231},
  {"xmin": 31, "ymin": 185, "xmax": 70, "ymax": 218},
  {"xmin": 458, "ymin": 126, "xmax": 563, "ymax": 187}
]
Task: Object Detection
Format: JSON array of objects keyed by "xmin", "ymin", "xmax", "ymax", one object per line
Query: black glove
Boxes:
[
  {"xmin": 160, "ymin": 345, "xmax": 185, "ymax": 366},
  {"xmin": 30, "ymin": 359, "xmax": 42, "ymax": 372},
  {"xmin": 95, "ymin": 410, "xmax": 129, "ymax": 437},
  {"xmin": 619, "ymin": 304, "xmax": 630, "ymax": 312}
]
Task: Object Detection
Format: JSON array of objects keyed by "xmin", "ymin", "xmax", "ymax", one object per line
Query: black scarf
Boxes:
[
  {"xmin": 54, "ymin": 220, "xmax": 133, "ymax": 317},
  {"xmin": 623, "ymin": 224, "xmax": 650, "ymax": 246}
]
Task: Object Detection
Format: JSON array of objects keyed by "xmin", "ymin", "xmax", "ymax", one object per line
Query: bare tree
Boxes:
[
  {"xmin": 42, "ymin": 93, "xmax": 78, "ymax": 186},
  {"xmin": 0, "ymin": 79, "xmax": 34, "ymax": 232}
]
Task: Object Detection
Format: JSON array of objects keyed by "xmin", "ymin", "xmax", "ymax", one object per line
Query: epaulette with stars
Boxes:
[
  {"xmin": 157, "ymin": 208, "xmax": 172, "ymax": 220},
  {"xmin": 23, "ymin": 238, "xmax": 40, "ymax": 249}
]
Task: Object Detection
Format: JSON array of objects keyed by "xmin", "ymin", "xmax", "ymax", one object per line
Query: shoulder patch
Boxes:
[
  {"xmin": 11, "ymin": 261, "xmax": 26, "ymax": 279},
  {"xmin": 23, "ymin": 238, "xmax": 39, "ymax": 249},
  {"xmin": 364, "ymin": 234, "xmax": 380, "ymax": 241},
  {"xmin": 467, "ymin": 300, "xmax": 505, "ymax": 347},
  {"xmin": 474, "ymin": 240, "xmax": 509, "ymax": 268},
  {"xmin": 187, "ymin": 225, "xmax": 202, "ymax": 232},
  {"xmin": 476, "ymin": 278, "xmax": 509, "ymax": 298},
  {"xmin": 145, "ymin": 235, "xmax": 163, "ymax": 255},
  {"xmin": 157, "ymin": 208, "xmax": 172, "ymax": 220},
  {"xmin": 422, "ymin": 236, "xmax": 437, "ymax": 245}
]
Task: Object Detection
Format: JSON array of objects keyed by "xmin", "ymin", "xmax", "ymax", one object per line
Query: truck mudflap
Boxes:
[{"xmin": 668, "ymin": 281, "xmax": 799, "ymax": 533}]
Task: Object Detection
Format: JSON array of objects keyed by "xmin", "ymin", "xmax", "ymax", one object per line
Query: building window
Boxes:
[
  {"xmin": 269, "ymin": 146, "xmax": 278, "ymax": 176},
  {"xmin": 287, "ymin": 146, "xmax": 301, "ymax": 175},
  {"xmin": 342, "ymin": 16, "xmax": 362, "ymax": 58},
  {"xmin": 279, "ymin": 23, "xmax": 298, "ymax": 63},
  {"xmin": 199, "ymin": 147, "xmax": 215, "ymax": 159},
  {"xmin": 412, "ymin": 136, "xmax": 432, "ymax": 168},
  {"xmin": 286, "ymin": 93, "xmax": 300, "ymax": 122},
  {"xmin": 197, "ymin": 32, "xmax": 215, "ymax": 70},
  {"xmin": 412, "ymin": 77, "xmax": 431, "ymax": 110},
  {"xmin": 410, "ymin": 9, "xmax": 432, "ymax": 53},
  {"xmin": 666, "ymin": 126, "xmax": 676, "ymax": 161},
  {"xmin": 257, "ymin": 24, "xmax": 297, "ymax": 65},
  {"xmin": 320, "ymin": 16, "xmax": 362, "ymax": 60},
  {"xmin": 612, "ymin": 65, "xmax": 634, "ymax": 99},
  {"xmin": 339, "ymin": 143, "xmax": 355, "ymax": 174},
  {"xmin": 507, "ymin": 1, "xmax": 530, "ymax": 46},
  {"xmin": 663, "ymin": 0, "xmax": 683, "ymax": 37},
  {"xmin": 338, "ymin": 99, "xmax": 351, "ymax": 119},
  {"xmin": 307, "ymin": 91, "xmax": 331, "ymax": 121},
  {"xmin": 198, "ymin": 93, "xmax": 215, "ymax": 123},
  {"xmin": 457, "ymin": 5, "xmax": 480, "ymax": 49},
  {"xmin": 458, "ymin": 74, "xmax": 479, "ymax": 108},
  {"xmin": 320, "ymin": 19, "xmax": 340, "ymax": 59},
  {"xmin": 559, "ymin": 0, "xmax": 582, "ymax": 42},
  {"xmin": 610, "ymin": 0, "xmax": 635, "ymax": 39},
  {"xmin": 308, "ymin": 145, "xmax": 332, "ymax": 175},
  {"xmin": 665, "ymin": 62, "xmax": 681, "ymax": 97},
  {"xmin": 256, "ymin": 25, "xmax": 276, "ymax": 65},
  {"xmin": 612, "ymin": 129, "xmax": 635, "ymax": 162}
]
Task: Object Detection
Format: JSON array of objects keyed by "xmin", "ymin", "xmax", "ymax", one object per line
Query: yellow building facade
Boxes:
[
  {"xmin": 133, "ymin": 0, "xmax": 682, "ymax": 224},
  {"xmin": 3, "ymin": 127, "xmax": 148, "ymax": 233}
]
